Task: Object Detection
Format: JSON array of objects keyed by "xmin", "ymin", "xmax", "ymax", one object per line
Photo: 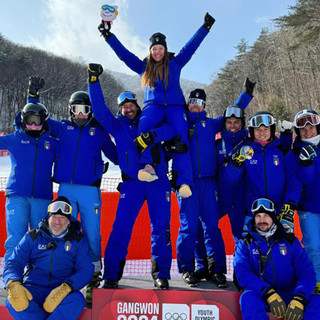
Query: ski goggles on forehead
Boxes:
[
  {"xmin": 48, "ymin": 201, "xmax": 72, "ymax": 215},
  {"xmin": 117, "ymin": 92, "xmax": 137, "ymax": 105},
  {"xmin": 251, "ymin": 198, "xmax": 275, "ymax": 213},
  {"xmin": 188, "ymin": 98, "xmax": 206, "ymax": 107},
  {"xmin": 70, "ymin": 104, "xmax": 91, "ymax": 115},
  {"xmin": 101, "ymin": 4, "xmax": 116, "ymax": 12},
  {"xmin": 25, "ymin": 115, "xmax": 42, "ymax": 126},
  {"xmin": 294, "ymin": 114, "xmax": 320, "ymax": 128},
  {"xmin": 249, "ymin": 114, "xmax": 275, "ymax": 128},
  {"xmin": 225, "ymin": 106, "xmax": 243, "ymax": 118}
]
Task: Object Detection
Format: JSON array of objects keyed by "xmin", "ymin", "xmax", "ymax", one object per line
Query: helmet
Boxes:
[
  {"xmin": 248, "ymin": 111, "xmax": 276, "ymax": 141},
  {"xmin": 68, "ymin": 91, "xmax": 92, "ymax": 126},
  {"xmin": 117, "ymin": 91, "xmax": 140, "ymax": 109},
  {"xmin": 21, "ymin": 102, "xmax": 49, "ymax": 137},
  {"xmin": 293, "ymin": 109, "xmax": 320, "ymax": 136},
  {"xmin": 223, "ymin": 105, "xmax": 245, "ymax": 129}
]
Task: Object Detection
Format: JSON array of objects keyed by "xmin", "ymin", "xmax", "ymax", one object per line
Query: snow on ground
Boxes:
[{"xmin": 0, "ymin": 155, "xmax": 121, "ymax": 179}]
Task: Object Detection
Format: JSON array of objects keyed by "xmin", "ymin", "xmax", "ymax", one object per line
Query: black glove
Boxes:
[
  {"xmin": 103, "ymin": 162, "xmax": 109, "ymax": 174},
  {"xmin": 28, "ymin": 76, "xmax": 45, "ymax": 97},
  {"xmin": 203, "ymin": 12, "xmax": 215, "ymax": 31},
  {"xmin": 244, "ymin": 77, "xmax": 256, "ymax": 97},
  {"xmin": 163, "ymin": 135, "xmax": 188, "ymax": 153},
  {"xmin": 279, "ymin": 202, "xmax": 296, "ymax": 233},
  {"xmin": 134, "ymin": 131, "xmax": 156, "ymax": 152},
  {"xmin": 285, "ymin": 295, "xmax": 306, "ymax": 320},
  {"xmin": 98, "ymin": 20, "xmax": 113, "ymax": 41},
  {"xmin": 168, "ymin": 170, "xmax": 178, "ymax": 192},
  {"xmin": 299, "ymin": 145, "xmax": 317, "ymax": 166},
  {"xmin": 88, "ymin": 63, "xmax": 103, "ymax": 83},
  {"xmin": 263, "ymin": 288, "xmax": 286, "ymax": 318}
]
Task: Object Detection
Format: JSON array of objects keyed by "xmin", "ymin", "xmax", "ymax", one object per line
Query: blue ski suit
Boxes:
[
  {"xmin": 105, "ymin": 25, "xmax": 209, "ymax": 187},
  {"xmin": 177, "ymin": 92, "xmax": 252, "ymax": 274},
  {"xmin": 89, "ymin": 81, "xmax": 174, "ymax": 280},
  {"xmin": 176, "ymin": 111, "xmax": 227, "ymax": 274},
  {"xmin": 226, "ymin": 137, "xmax": 301, "ymax": 216},
  {"xmin": 3, "ymin": 219, "xmax": 94, "ymax": 320},
  {"xmin": 28, "ymin": 94, "xmax": 118, "ymax": 271},
  {"xmin": 286, "ymin": 137, "xmax": 320, "ymax": 282},
  {"xmin": 1, "ymin": 113, "xmax": 58, "ymax": 262},
  {"xmin": 234, "ymin": 220, "xmax": 320, "ymax": 319},
  {"xmin": 216, "ymin": 128, "xmax": 248, "ymax": 241}
]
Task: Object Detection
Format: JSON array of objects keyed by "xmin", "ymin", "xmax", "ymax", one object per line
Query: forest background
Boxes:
[{"xmin": 0, "ymin": 0, "xmax": 319, "ymax": 133}]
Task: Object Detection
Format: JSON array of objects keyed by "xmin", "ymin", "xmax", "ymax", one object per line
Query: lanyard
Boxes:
[{"xmin": 253, "ymin": 238, "xmax": 278, "ymax": 278}]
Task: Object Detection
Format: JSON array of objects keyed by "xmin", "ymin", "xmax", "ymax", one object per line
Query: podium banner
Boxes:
[{"xmin": 92, "ymin": 289, "xmax": 241, "ymax": 320}]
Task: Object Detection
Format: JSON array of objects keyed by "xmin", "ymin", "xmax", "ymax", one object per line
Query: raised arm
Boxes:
[
  {"xmin": 87, "ymin": 64, "xmax": 120, "ymax": 135},
  {"xmin": 174, "ymin": 12, "xmax": 214, "ymax": 68},
  {"xmin": 98, "ymin": 21, "xmax": 145, "ymax": 75}
]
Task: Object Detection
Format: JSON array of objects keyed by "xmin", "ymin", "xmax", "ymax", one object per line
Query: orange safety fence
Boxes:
[{"xmin": 0, "ymin": 191, "xmax": 303, "ymax": 258}]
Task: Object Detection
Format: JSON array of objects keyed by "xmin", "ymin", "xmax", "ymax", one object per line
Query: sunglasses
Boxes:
[
  {"xmin": 48, "ymin": 201, "xmax": 72, "ymax": 215},
  {"xmin": 251, "ymin": 198, "xmax": 275, "ymax": 213},
  {"xmin": 249, "ymin": 114, "xmax": 275, "ymax": 128},
  {"xmin": 188, "ymin": 98, "xmax": 206, "ymax": 107},
  {"xmin": 70, "ymin": 104, "xmax": 91, "ymax": 116}
]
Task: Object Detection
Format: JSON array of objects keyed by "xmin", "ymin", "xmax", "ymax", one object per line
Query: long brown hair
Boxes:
[{"xmin": 142, "ymin": 51, "xmax": 170, "ymax": 89}]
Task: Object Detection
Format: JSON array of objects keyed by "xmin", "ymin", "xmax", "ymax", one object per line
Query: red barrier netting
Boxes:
[{"xmin": 0, "ymin": 179, "xmax": 303, "ymax": 277}]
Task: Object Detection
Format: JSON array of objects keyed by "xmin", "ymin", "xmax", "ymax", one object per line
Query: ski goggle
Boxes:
[
  {"xmin": 26, "ymin": 124, "xmax": 42, "ymax": 130},
  {"xmin": 294, "ymin": 113, "xmax": 320, "ymax": 128},
  {"xmin": 24, "ymin": 115, "xmax": 42, "ymax": 126},
  {"xmin": 48, "ymin": 201, "xmax": 72, "ymax": 215},
  {"xmin": 251, "ymin": 198, "xmax": 275, "ymax": 214},
  {"xmin": 70, "ymin": 104, "xmax": 91, "ymax": 115},
  {"xmin": 101, "ymin": 4, "xmax": 116, "ymax": 12},
  {"xmin": 117, "ymin": 92, "xmax": 137, "ymax": 106},
  {"xmin": 248, "ymin": 114, "xmax": 275, "ymax": 128},
  {"xmin": 188, "ymin": 98, "xmax": 206, "ymax": 107},
  {"xmin": 225, "ymin": 106, "xmax": 243, "ymax": 119}
]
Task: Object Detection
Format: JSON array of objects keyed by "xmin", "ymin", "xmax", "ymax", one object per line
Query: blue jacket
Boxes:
[
  {"xmin": 88, "ymin": 82, "xmax": 174, "ymax": 179},
  {"xmin": 234, "ymin": 221, "xmax": 316, "ymax": 301},
  {"xmin": 216, "ymin": 128, "xmax": 248, "ymax": 212},
  {"xmin": 49, "ymin": 118, "xmax": 118, "ymax": 186},
  {"xmin": 188, "ymin": 111, "xmax": 223, "ymax": 178},
  {"xmin": 106, "ymin": 26, "xmax": 209, "ymax": 107},
  {"xmin": 28, "ymin": 96, "xmax": 118, "ymax": 187},
  {"xmin": 3, "ymin": 219, "xmax": 94, "ymax": 291},
  {"xmin": 226, "ymin": 137, "xmax": 301, "ymax": 214},
  {"xmin": 0, "ymin": 113, "xmax": 58, "ymax": 200},
  {"xmin": 286, "ymin": 137, "xmax": 320, "ymax": 213},
  {"xmin": 187, "ymin": 92, "xmax": 252, "ymax": 179}
]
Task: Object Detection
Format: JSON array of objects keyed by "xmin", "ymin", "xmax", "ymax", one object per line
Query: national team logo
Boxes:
[
  {"xmin": 94, "ymin": 207, "xmax": 99, "ymax": 214},
  {"xmin": 89, "ymin": 128, "xmax": 96, "ymax": 136},
  {"xmin": 273, "ymin": 155, "xmax": 279, "ymax": 166},
  {"xmin": 279, "ymin": 245, "xmax": 287, "ymax": 255},
  {"xmin": 201, "ymin": 120, "xmax": 206, "ymax": 127},
  {"xmin": 65, "ymin": 241, "xmax": 72, "ymax": 252},
  {"xmin": 67, "ymin": 125, "xmax": 75, "ymax": 130},
  {"xmin": 44, "ymin": 141, "xmax": 50, "ymax": 150}
]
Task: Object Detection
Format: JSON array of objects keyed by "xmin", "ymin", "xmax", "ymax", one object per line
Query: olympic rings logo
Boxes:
[{"xmin": 164, "ymin": 312, "xmax": 188, "ymax": 320}]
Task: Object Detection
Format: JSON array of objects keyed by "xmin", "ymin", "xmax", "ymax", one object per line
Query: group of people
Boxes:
[{"xmin": 2, "ymin": 10, "xmax": 320, "ymax": 320}]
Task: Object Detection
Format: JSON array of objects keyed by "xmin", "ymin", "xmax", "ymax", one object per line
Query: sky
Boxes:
[{"xmin": 0, "ymin": 0, "xmax": 296, "ymax": 85}]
